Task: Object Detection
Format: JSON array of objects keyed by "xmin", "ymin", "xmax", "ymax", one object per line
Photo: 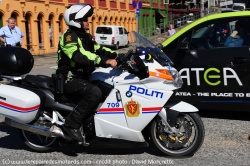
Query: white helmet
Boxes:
[{"xmin": 64, "ymin": 3, "xmax": 93, "ymax": 29}]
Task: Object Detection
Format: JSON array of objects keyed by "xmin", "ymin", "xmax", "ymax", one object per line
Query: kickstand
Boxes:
[{"xmin": 78, "ymin": 136, "xmax": 89, "ymax": 146}]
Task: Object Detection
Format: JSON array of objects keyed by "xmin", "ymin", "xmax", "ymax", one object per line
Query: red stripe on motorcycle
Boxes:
[
  {"xmin": 98, "ymin": 108, "xmax": 124, "ymax": 112},
  {"xmin": 142, "ymin": 107, "xmax": 162, "ymax": 111},
  {"xmin": 0, "ymin": 101, "xmax": 40, "ymax": 112}
]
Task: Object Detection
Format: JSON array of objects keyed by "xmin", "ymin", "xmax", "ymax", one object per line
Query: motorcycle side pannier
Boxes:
[
  {"xmin": 0, "ymin": 47, "xmax": 34, "ymax": 76},
  {"xmin": 0, "ymin": 84, "xmax": 40, "ymax": 123}
]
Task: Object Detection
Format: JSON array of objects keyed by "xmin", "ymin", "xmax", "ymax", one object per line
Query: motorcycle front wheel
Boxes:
[{"xmin": 150, "ymin": 112, "xmax": 205, "ymax": 157}]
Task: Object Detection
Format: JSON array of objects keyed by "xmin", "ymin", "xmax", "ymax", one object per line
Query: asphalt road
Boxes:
[
  {"xmin": 0, "ymin": 112, "xmax": 249, "ymax": 166},
  {"xmin": 0, "ymin": 47, "xmax": 250, "ymax": 166}
]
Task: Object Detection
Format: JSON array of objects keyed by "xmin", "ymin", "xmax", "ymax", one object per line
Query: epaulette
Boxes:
[{"xmin": 63, "ymin": 30, "xmax": 78, "ymax": 45}]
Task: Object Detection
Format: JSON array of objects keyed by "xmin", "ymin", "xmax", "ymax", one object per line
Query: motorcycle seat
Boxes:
[
  {"xmin": 23, "ymin": 74, "xmax": 53, "ymax": 89},
  {"xmin": 22, "ymin": 74, "xmax": 78, "ymax": 111},
  {"xmin": 23, "ymin": 74, "xmax": 79, "ymax": 108}
]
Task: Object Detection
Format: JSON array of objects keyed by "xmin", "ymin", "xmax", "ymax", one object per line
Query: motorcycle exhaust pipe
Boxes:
[{"xmin": 5, "ymin": 118, "xmax": 71, "ymax": 140}]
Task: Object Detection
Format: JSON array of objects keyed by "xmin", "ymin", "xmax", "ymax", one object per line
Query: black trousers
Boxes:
[{"xmin": 64, "ymin": 78, "xmax": 102, "ymax": 129}]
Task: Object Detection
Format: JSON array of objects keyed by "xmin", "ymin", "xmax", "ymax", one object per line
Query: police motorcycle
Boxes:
[{"xmin": 0, "ymin": 31, "xmax": 204, "ymax": 157}]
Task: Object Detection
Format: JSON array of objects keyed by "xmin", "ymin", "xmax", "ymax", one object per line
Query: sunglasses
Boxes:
[{"xmin": 81, "ymin": 18, "xmax": 88, "ymax": 22}]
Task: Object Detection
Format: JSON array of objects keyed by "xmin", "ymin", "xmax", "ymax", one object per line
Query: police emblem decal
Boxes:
[{"xmin": 125, "ymin": 99, "xmax": 140, "ymax": 117}]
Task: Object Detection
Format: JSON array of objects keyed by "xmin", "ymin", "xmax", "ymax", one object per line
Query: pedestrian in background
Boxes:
[
  {"xmin": 0, "ymin": 18, "xmax": 24, "ymax": 47},
  {"xmin": 168, "ymin": 24, "xmax": 176, "ymax": 37}
]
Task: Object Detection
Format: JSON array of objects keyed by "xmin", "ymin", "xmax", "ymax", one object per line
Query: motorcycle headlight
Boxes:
[
  {"xmin": 164, "ymin": 67, "xmax": 183, "ymax": 88},
  {"xmin": 149, "ymin": 67, "xmax": 183, "ymax": 88}
]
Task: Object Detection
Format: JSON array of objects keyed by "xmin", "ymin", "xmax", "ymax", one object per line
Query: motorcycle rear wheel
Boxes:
[
  {"xmin": 20, "ymin": 130, "xmax": 58, "ymax": 152},
  {"xmin": 150, "ymin": 112, "xmax": 204, "ymax": 157}
]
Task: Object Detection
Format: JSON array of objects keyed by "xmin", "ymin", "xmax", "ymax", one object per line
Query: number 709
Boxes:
[{"xmin": 107, "ymin": 102, "xmax": 120, "ymax": 108}]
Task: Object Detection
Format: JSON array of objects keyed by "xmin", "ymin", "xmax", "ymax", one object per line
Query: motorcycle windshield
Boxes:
[{"xmin": 129, "ymin": 31, "xmax": 174, "ymax": 66}]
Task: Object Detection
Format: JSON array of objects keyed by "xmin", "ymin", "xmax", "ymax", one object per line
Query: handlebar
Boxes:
[
  {"xmin": 116, "ymin": 49, "xmax": 134, "ymax": 70},
  {"xmin": 124, "ymin": 49, "xmax": 133, "ymax": 58},
  {"xmin": 116, "ymin": 49, "xmax": 140, "ymax": 74},
  {"xmin": 116, "ymin": 48, "xmax": 149, "ymax": 79}
]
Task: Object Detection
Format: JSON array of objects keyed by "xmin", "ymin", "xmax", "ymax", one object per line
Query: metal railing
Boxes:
[
  {"xmin": 139, "ymin": 23, "xmax": 168, "ymax": 37},
  {"xmin": 169, "ymin": 12, "xmax": 201, "ymax": 28},
  {"xmin": 139, "ymin": 12, "xmax": 201, "ymax": 37}
]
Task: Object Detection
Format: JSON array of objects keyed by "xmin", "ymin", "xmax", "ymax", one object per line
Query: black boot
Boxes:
[
  {"xmin": 63, "ymin": 109, "xmax": 84, "ymax": 141},
  {"xmin": 62, "ymin": 125, "xmax": 84, "ymax": 141}
]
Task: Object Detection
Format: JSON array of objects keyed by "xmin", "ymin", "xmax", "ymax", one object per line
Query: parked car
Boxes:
[
  {"xmin": 161, "ymin": 11, "xmax": 250, "ymax": 112},
  {"xmin": 94, "ymin": 25, "xmax": 129, "ymax": 50},
  {"xmin": 232, "ymin": 3, "xmax": 246, "ymax": 11}
]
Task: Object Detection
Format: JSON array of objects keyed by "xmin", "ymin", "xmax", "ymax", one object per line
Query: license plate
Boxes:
[{"xmin": 100, "ymin": 37, "xmax": 106, "ymax": 40}]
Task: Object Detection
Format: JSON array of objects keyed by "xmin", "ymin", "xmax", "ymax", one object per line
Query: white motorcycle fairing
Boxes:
[
  {"xmin": 170, "ymin": 101, "xmax": 198, "ymax": 112},
  {"xmin": 90, "ymin": 63, "xmax": 179, "ymax": 142}
]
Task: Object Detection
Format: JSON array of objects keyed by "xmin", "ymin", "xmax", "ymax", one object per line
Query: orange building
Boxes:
[{"xmin": 0, "ymin": 0, "xmax": 136, "ymax": 55}]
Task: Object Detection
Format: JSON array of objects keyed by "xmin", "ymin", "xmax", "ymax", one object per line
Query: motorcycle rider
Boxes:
[{"xmin": 57, "ymin": 3, "xmax": 119, "ymax": 141}]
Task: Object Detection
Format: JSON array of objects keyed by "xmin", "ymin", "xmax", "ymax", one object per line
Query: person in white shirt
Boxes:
[
  {"xmin": 168, "ymin": 24, "xmax": 176, "ymax": 37},
  {"xmin": 0, "ymin": 18, "xmax": 24, "ymax": 47}
]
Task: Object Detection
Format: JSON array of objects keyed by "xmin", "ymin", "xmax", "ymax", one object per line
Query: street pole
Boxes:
[
  {"xmin": 208, "ymin": 0, "xmax": 210, "ymax": 13},
  {"xmin": 136, "ymin": 4, "xmax": 139, "ymax": 33},
  {"xmin": 133, "ymin": 0, "xmax": 139, "ymax": 33},
  {"xmin": 133, "ymin": 0, "xmax": 141, "ymax": 33},
  {"xmin": 200, "ymin": 0, "xmax": 204, "ymax": 17},
  {"xmin": 136, "ymin": 18, "xmax": 138, "ymax": 33}
]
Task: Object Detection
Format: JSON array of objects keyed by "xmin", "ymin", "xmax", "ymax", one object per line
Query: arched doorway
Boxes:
[
  {"xmin": 48, "ymin": 13, "xmax": 54, "ymax": 48},
  {"xmin": 132, "ymin": 18, "xmax": 135, "ymax": 31},
  {"xmin": 124, "ymin": 17, "xmax": 127, "ymax": 28},
  {"xmin": 119, "ymin": 17, "xmax": 123, "ymax": 26},
  {"xmin": 24, "ymin": 12, "xmax": 32, "ymax": 50},
  {"xmin": 128, "ymin": 17, "xmax": 131, "ymax": 32},
  {"xmin": 91, "ymin": 16, "xmax": 96, "ymax": 35},
  {"xmin": 0, "ymin": 13, "xmax": 3, "ymax": 28},
  {"xmin": 104, "ymin": 16, "xmax": 107, "ymax": 25},
  {"xmin": 115, "ymin": 17, "xmax": 118, "ymax": 25},
  {"xmin": 110, "ymin": 16, "xmax": 113, "ymax": 25},
  {"xmin": 37, "ymin": 13, "xmax": 44, "ymax": 49},
  {"xmin": 58, "ymin": 14, "xmax": 64, "ymax": 37},
  {"xmin": 98, "ymin": 16, "xmax": 102, "ymax": 26},
  {"xmin": 0, "ymin": 12, "xmax": 3, "ymax": 46},
  {"xmin": 10, "ymin": 12, "xmax": 18, "ymax": 24}
]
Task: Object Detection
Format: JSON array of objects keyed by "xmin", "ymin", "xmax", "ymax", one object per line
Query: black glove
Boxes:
[
  {"xmin": 116, "ymin": 53, "xmax": 127, "ymax": 69},
  {"xmin": 116, "ymin": 53, "xmax": 126, "ymax": 61}
]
